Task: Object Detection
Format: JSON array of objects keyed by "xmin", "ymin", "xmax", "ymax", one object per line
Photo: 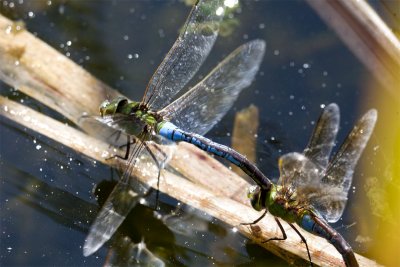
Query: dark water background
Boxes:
[{"xmin": 0, "ymin": 0, "xmax": 392, "ymax": 266}]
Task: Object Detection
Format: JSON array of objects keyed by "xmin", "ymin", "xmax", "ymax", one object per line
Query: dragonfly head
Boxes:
[
  {"xmin": 248, "ymin": 185, "xmax": 264, "ymax": 211},
  {"xmin": 100, "ymin": 97, "xmax": 126, "ymax": 117},
  {"xmin": 99, "ymin": 100, "xmax": 110, "ymax": 117},
  {"xmin": 99, "ymin": 97, "xmax": 139, "ymax": 117}
]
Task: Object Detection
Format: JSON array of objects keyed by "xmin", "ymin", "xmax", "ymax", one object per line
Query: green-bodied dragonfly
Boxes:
[
  {"xmin": 246, "ymin": 103, "xmax": 377, "ymax": 267},
  {"xmin": 83, "ymin": 0, "xmax": 268, "ymax": 256}
]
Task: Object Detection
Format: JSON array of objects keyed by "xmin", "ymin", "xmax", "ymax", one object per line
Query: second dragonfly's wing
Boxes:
[
  {"xmin": 311, "ymin": 109, "xmax": 377, "ymax": 222},
  {"xmin": 303, "ymin": 103, "xmax": 340, "ymax": 172},
  {"xmin": 158, "ymin": 40, "xmax": 265, "ymax": 135},
  {"xmin": 83, "ymin": 135, "xmax": 157, "ymax": 257},
  {"xmin": 277, "ymin": 152, "xmax": 321, "ymax": 190},
  {"xmin": 277, "ymin": 108, "xmax": 377, "ymax": 223},
  {"xmin": 143, "ymin": 0, "xmax": 224, "ymax": 110},
  {"xmin": 277, "ymin": 103, "xmax": 339, "ymax": 187},
  {"xmin": 277, "ymin": 152, "xmax": 350, "ymax": 223}
]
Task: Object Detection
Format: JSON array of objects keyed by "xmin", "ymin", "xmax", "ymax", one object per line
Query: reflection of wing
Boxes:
[
  {"xmin": 130, "ymin": 240, "xmax": 165, "ymax": 267},
  {"xmin": 143, "ymin": 0, "xmax": 224, "ymax": 110},
  {"xmin": 314, "ymin": 109, "xmax": 377, "ymax": 222},
  {"xmin": 159, "ymin": 40, "xmax": 265, "ymax": 135},
  {"xmin": 161, "ymin": 205, "xmax": 211, "ymax": 237},
  {"xmin": 303, "ymin": 103, "xmax": 339, "ymax": 171},
  {"xmin": 109, "ymin": 238, "xmax": 165, "ymax": 267},
  {"xmin": 83, "ymin": 137, "xmax": 150, "ymax": 257}
]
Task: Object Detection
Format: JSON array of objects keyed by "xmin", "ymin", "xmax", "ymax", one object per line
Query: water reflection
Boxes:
[{"xmin": 0, "ymin": 126, "xmax": 277, "ymax": 265}]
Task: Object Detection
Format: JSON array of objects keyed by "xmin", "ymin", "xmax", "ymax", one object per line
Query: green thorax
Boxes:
[
  {"xmin": 99, "ymin": 97, "xmax": 161, "ymax": 135},
  {"xmin": 265, "ymin": 185, "xmax": 304, "ymax": 223},
  {"xmin": 249, "ymin": 183, "xmax": 314, "ymax": 225}
]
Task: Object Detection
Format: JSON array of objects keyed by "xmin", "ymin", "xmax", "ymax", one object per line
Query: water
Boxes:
[{"xmin": 0, "ymin": 1, "xmax": 384, "ymax": 266}]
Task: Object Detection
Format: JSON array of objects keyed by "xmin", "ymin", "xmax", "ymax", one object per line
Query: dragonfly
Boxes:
[
  {"xmin": 245, "ymin": 103, "xmax": 377, "ymax": 267},
  {"xmin": 83, "ymin": 0, "xmax": 269, "ymax": 256}
]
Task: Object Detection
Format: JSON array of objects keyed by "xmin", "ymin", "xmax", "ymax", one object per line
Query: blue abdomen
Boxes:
[
  {"xmin": 300, "ymin": 214, "xmax": 330, "ymax": 240},
  {"xmin": 158, "ymin": 122, "xmax": 241, "ymax": 166}
]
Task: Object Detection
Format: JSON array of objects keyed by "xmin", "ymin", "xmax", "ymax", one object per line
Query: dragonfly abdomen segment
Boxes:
[
  {"xmin": 301, "ymin": 214, "xmax": 359, "ymax": 267},
  {"xmin": 301, "ymin": 214, "xmax": 330, "ymax": 239},
  {"xmin": 158, "ymin": 122, "xmax": 273, "ymax": 190},
  {"xmin": 158, "ymin": 122, "xmax": 241, "ymax": 165}
]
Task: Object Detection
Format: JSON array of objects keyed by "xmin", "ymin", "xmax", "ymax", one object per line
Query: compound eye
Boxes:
[
  {"xmin": 115, "ymin": 98, "xmax": 128, "ymax": 113},
  {"xmin": 247, "ymin": 185, "xmax": 261, "ymax": 202},
  {"xmin": 247, "ymin": 185, "xmax": 260, "ymax": 198},
  {"xmin": 99, "ymin": 100, "xmax": 111, "ymax": 116},
  {"xmin": 248, "ymin": 185, "xmax": 263, "ymax": 211},
  {"xmin": 101, "ymin": 100, "xmax": 110, "ymax": 107}
]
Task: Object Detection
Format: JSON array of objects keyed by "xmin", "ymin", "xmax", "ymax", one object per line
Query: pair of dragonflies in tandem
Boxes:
[{"xmin": 81, "ymin": 1, "xmax": 377, "ymax": 266}]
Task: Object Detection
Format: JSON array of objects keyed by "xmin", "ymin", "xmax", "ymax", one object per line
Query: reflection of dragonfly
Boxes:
[
  {"xmin": 108, "ymin": 238, "xmax": 165, "ymax": 267},
  {"xmin": 83, "ymin": 0, "xmax": 267, "ymax": 256},
  {"xmin": 246, "ymin": 103, "xmax": 377, "ymax": 267}
]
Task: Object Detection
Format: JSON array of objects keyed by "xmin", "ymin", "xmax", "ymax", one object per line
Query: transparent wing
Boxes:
[
  {"xmin": 303, "ymin": 103, "xmax": 340, "ymax": 171},
  {"xmin": 278, "ymin": 109, "xmax": 377, "ymax": 223},
  {"xmin": 83, "ymin": 132, "xmax": 176, "ymax": 256},
  {"xmin": 277, "ymin": 152, "xmax": 321, "ymax": 189},
  {"xmin": 78, "ymin": 115, "xmax": 128, "ymax": 146},
  {"xmin": 158, "ymin": 40, "xmax": 265, "ymax": 135},
  {"xmin": 92, "ymin": 113, "xmax": 149, "ymax": 137},
  {"xmin": 83, "ymin": 137, "xmax": 155, "ymax": 257},
  {"xmin": 143, "ymin": 0, "xmax": 225, "ymax": 110},
  {"xmin": 277, "ymin": 153, "xmax": 349, "ymax": 223},
  {"xmin": 313, "ymin": 109, "xmax": 377, "ymax": 222}
]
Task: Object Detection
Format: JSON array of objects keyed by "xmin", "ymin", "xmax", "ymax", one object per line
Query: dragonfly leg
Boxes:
[
  {"xmin": 108, "ymin": 129, "xmax": 122, "ymax": 144},
  {"xmin": 142, "ymin": 142, "xmax": 169, "ymax": 210},
  {"xmin": 289, "ymin": 223, "xmax": 313, "ymax": 266},
  {"xmin": 143, "ymin": 142, "xmax": 163, "ymax": 181},
  {"xmin": 106, "ymin": 135, "xmax": 136, "ymax": 160},
  {"xmin": 240, "ymin": 209, "xmax": 268, "ymax": 226},
  {"xmin": 239, "ymin": 210, "xmax": 276, "ymax": 240},
  {"xmin": 106, "ymin": 129, "xmax": 125, "ymax": 151},
  {"xmin": 106, "ymin": 135, "xmax": 132, "ymax": 180},
  {"xmin": 147, "ymin": 142, "xmax": 169, "ymax": 168},
  {"xmin": 262, "ymin": 217, "xmax": 287, "ymax": 243},
  {"xmin": 116, "ymin": 135, "xmax": 133, "ymax": 160}
]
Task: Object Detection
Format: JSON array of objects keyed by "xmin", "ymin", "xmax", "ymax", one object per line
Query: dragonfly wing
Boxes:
[
  {"xmin": 304, "ymin": 184, "xmax": 348, "ymax": 223},
  {"xmin": 277, "ymin": 153, "xmax": 344, "ymax": 222},
  {"xmin": 143, "ymin": 0, "xmax": 225, "ymax": 110},
  {"xmin": 303, "ymin": 103, "xmax": 340, "ymax": 171},
  {"xmin": 312, "ymin": 109, "xmax": 377, "ymax": 222},
  {"xmin": 159, "ymin": 40, "xmax": 265, "ymax": 135},
  {"xmin": 83, "ymin": 138, "xmax": 153, "ymax": 256},
  {"xmin": 277, "ymin": 153, "xmax": 349, "ymax": 223},
  {"xmin": 79, "ymin": 114, "xmax": 134, "ymax": 146},
  {"xmin": 277, "ymin": 152, "xmax": 321, "ymax": 189},
  {"xmin": 83, "ymin": 179, "xmax": 145, "ymax": 257}
]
